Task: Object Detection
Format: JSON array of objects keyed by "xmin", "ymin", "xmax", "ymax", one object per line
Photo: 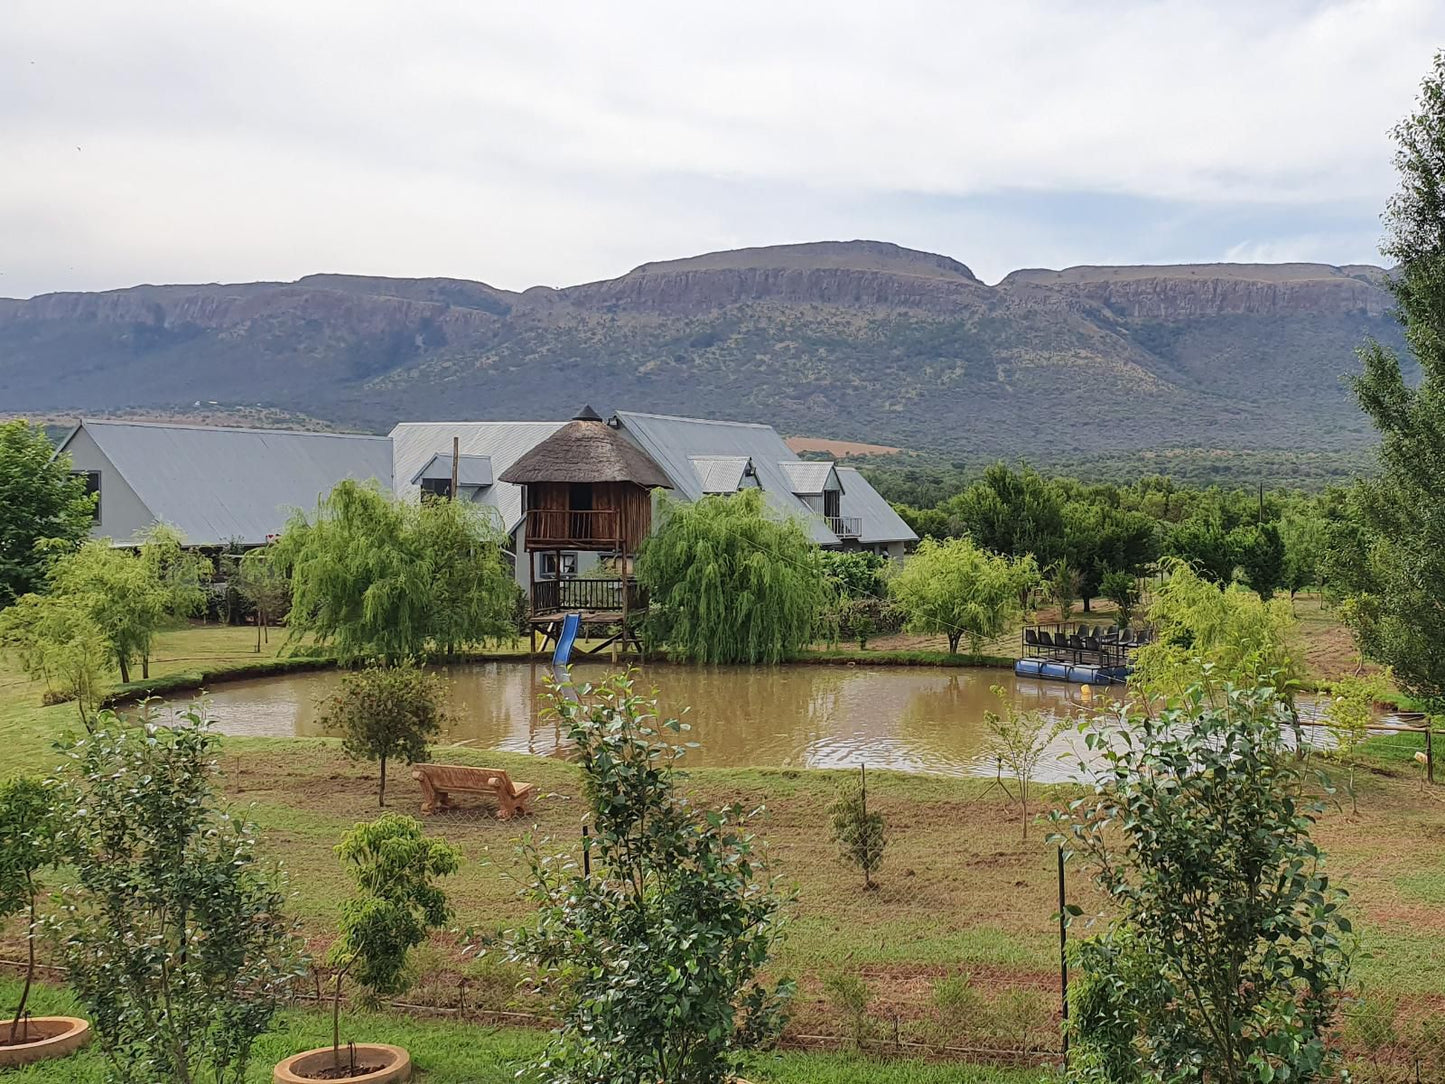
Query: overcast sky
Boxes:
[{"xmin": 3, "ymin": 0, "xmax": 1443, "ymax": 298}]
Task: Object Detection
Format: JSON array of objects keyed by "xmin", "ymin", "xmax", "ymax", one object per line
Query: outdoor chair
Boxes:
[{"xmin": 1024, "ymin": 628, "xmax": 1039, "ymax": 647}]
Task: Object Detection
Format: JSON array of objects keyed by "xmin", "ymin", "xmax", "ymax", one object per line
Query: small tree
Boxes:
[
  {"xmin": 0, "ymin": 777, "xmax": 59, "ymax": 1044},
  {"xmin": 0, "ymin": 592, "xmax": 107, "ymax": 727},
  {"xmin": 890, "ymin": 536, "xmax": 1039, "ymax": 654},
  {"xmin": 233, "ymin": 546, "xmax": 289, "ymax": 652},
  {"xmin": 509, "ymin": 672, "xmax": 794, "ymax": 1084},
  {"xmin": 983, "ymin": 686, "xmax": 1064, "ymax": 840},
  {"xmin": 1232, "ymin": 522, "xmax": 1286, "ymax": 601},
  {"xmin": 829, "ymin": 765, "xmax": 886, "ymax": 889},
  {"xmin": 638, "ymin": 489, "xmax": 829, "ymax": 664},
  {"xmin": 52, "ymin": 710, "xmax": 301, "ymax": 1083},
  {"xmin": 0, "ymin": 419, "xmax": 95, "ymax": 607},
  {"xmin": 1049, "ymin": 557, "xmax": 1083, "ymax": 622},
  {"xmin": 318, "ymin": 663, "xmax": 449, "ymax": 807},
  {"xmin": 1053, "ymin": 682, "xmax": 1353, "ymax": 1082},
  {"xmin": 1325, "ymin": 670, "xmax": 1390, "ymax": 814},
  {"xmin": 327, "ymin": 814, "xmax": 459, "ymax": 1061},
  {"xmin": 1099, "ymin": 569, "xmax": 1140, "ymax": 628}
]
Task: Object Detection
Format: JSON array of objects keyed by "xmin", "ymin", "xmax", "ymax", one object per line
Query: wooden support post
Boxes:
[
  {"xmin": 1429, "ymin": 727, "xmax": 1435, "ymax": 785},
  {"xmin": 1058, "ymin": 845, "xmax": 1069, "ymax": 1069},
  {"xmin": 450, "ymin": 435, "xmax": 460, "ymax": 501}
]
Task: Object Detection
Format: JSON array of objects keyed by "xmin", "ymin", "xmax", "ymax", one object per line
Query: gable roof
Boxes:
[
  {"xmin": 612, "ymin": 411, "xmax": 839, "ymax": 544},
  {"xmin": 389, "ymin": 420, "xmax": 564, "ymax": 533},
  {"xmin": 689, "ymin": 455, "xmax": 754, "ymax": 494},
  {"xmin": 837, "ymin": 467, "xmax": 918, "ymax": 544},
  {"xmin": 778, "ymin": 460, "xmax": 840, "ymax": 495},
  {"xmin": 409, "ymin": 452, "xmax": 494, "ymax": 487},
  {"xmin": 499, "ymin": 407, "xmax": 671, "ymax": 488},
  {"xmin": 60, "ymin": 419, "xmax": 392, "ymax": 546}
]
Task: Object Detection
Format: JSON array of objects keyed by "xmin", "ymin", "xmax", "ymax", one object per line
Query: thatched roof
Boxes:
[{"xmin": 499, "ymin": 406, "xmax": 673, "ymax": 488}]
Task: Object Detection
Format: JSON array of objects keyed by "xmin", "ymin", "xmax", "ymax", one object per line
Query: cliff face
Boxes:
[{"xmin": 0, "ymin": 241, "xmax": 1402, "ymax": 460}]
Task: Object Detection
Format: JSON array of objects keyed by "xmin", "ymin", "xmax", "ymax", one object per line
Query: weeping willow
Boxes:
[
  {"xmin": 272, "ymin": 480, "xmax": 516, "ymax": 665},
  {"xmin": 637, "ymin": 489, "xmax": 828, "ymax": 664}
]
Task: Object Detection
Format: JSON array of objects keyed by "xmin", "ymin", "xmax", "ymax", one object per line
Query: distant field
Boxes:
[{"xmin": 785, "ymin": 436, "xmax": 901, "ymax": 457}]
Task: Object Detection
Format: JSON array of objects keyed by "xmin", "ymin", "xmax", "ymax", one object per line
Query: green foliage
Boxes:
[
  {"xmin": 820, "ymin": 549, "xmax": 889, "ymax": 600},
  {"xmin": 638, "ymin": 488, "xmax": 828, "ymax": 664},
  {"xmin": 0, "ymin": 591, "xmax": 107, "ymax": 725},
  {"xmin": 1279, "ymin": 505, "xmax": 1328, "ymax": 597},
  {"xmin": 329, "ymin": 813, "xmax": 459, "ymax": 1051},
  {"xmin": 0, "ymin": 776, "xmax": 59, "ymax": 1041},
  {"xmin": 52, "ymin": 709, "xmax": 301, "ymax": 1084},
  {"xmin": 1048, "ymin": 556, "xmax": 1082, "ymax": 621},
  {"xmin": 1324, "ymin": 670, "xmax": 1391, "ymax": 814},
  {"xmin": 892, "ymin": 536, "xmax": 1037, "ymax": 654},
  {"xmin": 274, "ymin": 479, "xmax": 516, "ymax": 665},
  {"xmin": 232, "ymin": 546, "xmax": 290, "ymax": 650},
  {"xmin": 1232, "ymin": 521, "xmax": 1286, "ymax": 600},
  {"xmin": 1054, "ymin": 683, "xmax": 1354, "ymax": 1083},
  {"xmin": 1099, "ymin": 570, "xmax": 1140, "ymax": 627},
  {"xmin": 1341, "ymin": 53, "xmax": 1445, "ymax": 712},
  {"xmin": 0, "ymin": 419, "xmax": 94, "ymax": 608},
  {"xmin": 509, "ymin": 672, "xmax": 793, "ymax": 1084},
  {"xmin": 982, "ymin": 687, "xmax": 1064, "ymax": 840},
  {"xmin": 1060, "ymin": 499, "xmax": 1159, "ymax": 608},
  {"xmin": 319, "ymin": 662, "xmax": 450, "ymax": 807},
  {"xmin": 828, "ymin": 767, "xmax": 887, "ymax": 888},
  {"xmin": 823, "ymin": 972, "xmax": 873, "ymax": 1048},
  {"xmin": 1131, "ymin": 558, "xmax": 1301, "ymax": 707},
  {"xmin": 1169, "ymin": 516, "xmax": 1238, "ymax": 584}
]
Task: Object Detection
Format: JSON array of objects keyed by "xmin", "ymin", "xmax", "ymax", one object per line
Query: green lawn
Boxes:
[
  {"xmin": 0, "ymin": 980, "xmax": 1048, "ymax": 1084},
  {"xmin": 3, "ymin": 625, "xmax": 1443, "ymax": 1076}
]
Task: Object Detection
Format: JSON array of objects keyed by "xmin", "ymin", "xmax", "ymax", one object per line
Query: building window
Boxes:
[
  {"xmin": 72, "ymin": 470, "xmax": 101, "ymax": 523},
  {"xmin": 419, "ymin": 477, "xmax": 452, "ymax": 500},
  {"xmin": 540, "ymin": 553, "xmax": 577, "ymax": 579}
]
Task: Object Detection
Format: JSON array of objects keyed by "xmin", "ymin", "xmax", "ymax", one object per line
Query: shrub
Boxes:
[
  {"xmin": 828, "ymin": 766, "xmax": 887, "ymax": 889},
  {"xmin": 52, "ymin": 709, "xmax": 301, "ymax": 1083},
  {"xmin": 509, "ymin": 672, "xmax": 794, "ymax": 1084},
  {"xmin": 823, "ymin": 972, "xmax": 873, "ymax": 1049},
  {"xmin": 1099, "ymin": 569, "xmax": 1140, "ymax": 627}
]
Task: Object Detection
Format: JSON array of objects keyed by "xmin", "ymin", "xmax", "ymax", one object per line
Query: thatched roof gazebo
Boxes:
[{"xmin": 500, "ymin": 406, "xmax": 671, "ymax": 553}]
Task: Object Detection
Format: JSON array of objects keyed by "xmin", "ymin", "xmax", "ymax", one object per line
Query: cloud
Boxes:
[{"xmin": 0, "ymin": 0, "xmax": 1439, "ymax": 296}]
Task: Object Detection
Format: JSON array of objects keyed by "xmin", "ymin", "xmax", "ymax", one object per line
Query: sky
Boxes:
[{"xmin": 3, "ymin": 0, "xmax": 1443, "ymax": 298}]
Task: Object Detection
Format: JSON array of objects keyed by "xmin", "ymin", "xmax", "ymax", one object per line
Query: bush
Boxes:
[
  {"xmin": 823, "ymin": 972, "xmax": 873, "ymax": 1048},
  {"xmin": 828, "ymin": 767, "xmax": 887, "ymax": 889},
  {"xmin": 509, "ymin": 672, "xmax": 794, "ymax": 1084},
  {"xmin": 52, "ymin": 709, "xmax": 301, "ymax": 1083}
]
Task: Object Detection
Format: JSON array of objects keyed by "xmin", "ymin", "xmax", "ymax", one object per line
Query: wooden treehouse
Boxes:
[{"xmin": 498, "ymin": 405, "xmax": 672, "ymax": 657}]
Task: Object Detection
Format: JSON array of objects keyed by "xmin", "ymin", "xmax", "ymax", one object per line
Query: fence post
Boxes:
[
  {"xmin": 582, "ymin": 822, "xmax": 591, "ymax": 880},
  {"xmin": 1058, "ymin": 845, "xmax": 1069, "ymax": 1069},
  {"xmin": 1428, "ymin": 727, "xmax": 1435, "ymax": 785}
]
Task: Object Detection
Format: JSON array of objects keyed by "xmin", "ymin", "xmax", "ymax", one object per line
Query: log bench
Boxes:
[{"xmin": 410, "ymin": 763, "xmax": 537, "ymax": 820}]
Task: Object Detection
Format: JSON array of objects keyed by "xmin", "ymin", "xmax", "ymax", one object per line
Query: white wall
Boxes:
[{"xmin": 60, "ymin": 427, "xmax": 156, "ymax": 544}]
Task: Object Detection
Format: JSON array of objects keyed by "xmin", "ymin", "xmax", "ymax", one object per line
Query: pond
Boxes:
[{"xmin": 146, "ymin": 662, "xmax": 1379, "ymax": 782}]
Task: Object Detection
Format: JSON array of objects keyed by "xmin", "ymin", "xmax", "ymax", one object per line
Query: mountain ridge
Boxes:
[{"xmin": 0, "ymin": 240, "xmax": 1404, "ymax": 467}]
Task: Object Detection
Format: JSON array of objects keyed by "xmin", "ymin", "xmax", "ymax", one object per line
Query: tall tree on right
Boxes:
[{"xmin": 1345, "ymin": 52, "xmax": 1445, "ymax": 710}]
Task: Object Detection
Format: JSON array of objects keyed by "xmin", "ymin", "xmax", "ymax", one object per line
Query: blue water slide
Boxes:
[{"xmin": 552, "ymin": 612, "xmax": 581, "ymax": 667}]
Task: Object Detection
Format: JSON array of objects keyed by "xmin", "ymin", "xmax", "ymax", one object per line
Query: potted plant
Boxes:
[
  {"xmin": 0, "ymin": 777, "xmax": 88, "ymax": 1067},
  {"xmin": 274, "ymin": 813, "xmax": 459, "ymax": 1083}
]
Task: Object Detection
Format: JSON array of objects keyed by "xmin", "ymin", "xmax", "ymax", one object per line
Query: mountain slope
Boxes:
[{"xmin": 0, "ymin": 241, "xmax": 1404, "ymax": 460}]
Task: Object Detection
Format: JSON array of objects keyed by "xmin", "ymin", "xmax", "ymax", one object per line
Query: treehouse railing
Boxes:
[
  {"xmin": 531, "ymin": 577, "xmax": 648, "ymax": 616},
  {"xmin": 524, "ymin": 508, "xmax": 622, "ymax": 551}
]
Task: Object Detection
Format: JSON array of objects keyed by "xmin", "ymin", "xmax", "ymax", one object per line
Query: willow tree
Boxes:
[
  {"xmin": 273, "ymin": 480, "xmax": 515, "ymax": 664},
  {"xmin": 637, "ymin": 488, "xmax": 827, "ymax": 664},
  {"xmin": 890, "ymin": 536, "xmax": 1039, "ymax": 655}
]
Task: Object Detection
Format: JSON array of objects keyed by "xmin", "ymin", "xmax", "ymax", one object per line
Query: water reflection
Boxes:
[{"xmin": 151, "ymin": 663, "xmax": 1362, "ymax": 781}]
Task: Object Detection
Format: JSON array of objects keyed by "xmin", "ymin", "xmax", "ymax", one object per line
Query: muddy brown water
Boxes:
[{"xmin": 147, "ymin": 662, "xmax": 1366, "ymax": 782}]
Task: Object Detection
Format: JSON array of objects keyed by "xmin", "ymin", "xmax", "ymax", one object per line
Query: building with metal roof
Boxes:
[{"xmin": 55, "ymin": 419, "xmax": 392, "ymax": 546}]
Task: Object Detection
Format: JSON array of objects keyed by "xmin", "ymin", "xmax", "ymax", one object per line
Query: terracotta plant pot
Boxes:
[
  {"xmin": 0, "ymin": 1016, "xmax": 91, "ymax": 1068},
  {"xmin": 273, "ymin": 1043, "xmax": 411, "ymax": 1083}
]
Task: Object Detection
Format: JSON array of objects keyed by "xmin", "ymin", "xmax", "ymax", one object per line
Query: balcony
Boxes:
[
  {"xmin": 825, "ymin": 515, "xmax": 863, "ymax": 539},
  {"xmin": 531, "ymin": 577, "xmax": 649, "ymax": 618},
  {"xmin": 524, "ymin": 508, "xmax": 622, "ymax": 551}
]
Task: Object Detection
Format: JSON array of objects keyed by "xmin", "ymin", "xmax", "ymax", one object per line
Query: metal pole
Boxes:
[
  {"xmin": 450, "ymin": 435, "xmax": 460, "ymax": 501},
  {"xmin": 1058, "ymin": 845, "xmax": 1069, "ymax": 1068}
]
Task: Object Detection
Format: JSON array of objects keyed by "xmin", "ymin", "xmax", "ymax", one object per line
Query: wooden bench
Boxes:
[{"xmin": 410, "ymin": 763, "xmax": 537, "ymax": 820}]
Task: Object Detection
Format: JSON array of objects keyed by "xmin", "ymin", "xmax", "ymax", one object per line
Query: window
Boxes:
[
  {"xmin": 540, "ymin": 553, "xmax": 578, "ymax": 579},
  {"xmin": 420, "ymin": 477, "xmax": 452, "ymax": 500},
  {"xmin": 72, "ymin": 470, "xmax": 101, "ymax": 523}
]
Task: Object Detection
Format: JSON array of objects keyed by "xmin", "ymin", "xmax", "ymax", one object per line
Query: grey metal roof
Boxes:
[
  {"xmin": 837, "ymin": 467, "xmax": 918, "ymax": 544},
  {"xmin": 409, "ymin": 452, "xmax": 494, "ymax": 487},
  {"xmin": 778, "ymin": 460, "xmax": 839, "ymax": 495},
  {"xmin": 65, "ymin": 419, "xmax": 392, "ymax": 546},
  {"xmin": 688, "ymin": 455, "xmax": 753, "ymax": 494},
  {"xmin": 612, "ymin": 412, "xmax": 839, "ymax": 544},
  {"xmin": 389, "ymin": 421, "xmax": 564, "ymax": 533}
]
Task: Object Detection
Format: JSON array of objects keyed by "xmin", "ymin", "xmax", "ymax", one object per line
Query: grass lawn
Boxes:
[
  {"xmin": 3, "ymin": 624, "xmax": 1444, "ymax": 1072},
  {"xmin": 0, "ymin": 980, "xmax": 1044, "ymax": 1084}
]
